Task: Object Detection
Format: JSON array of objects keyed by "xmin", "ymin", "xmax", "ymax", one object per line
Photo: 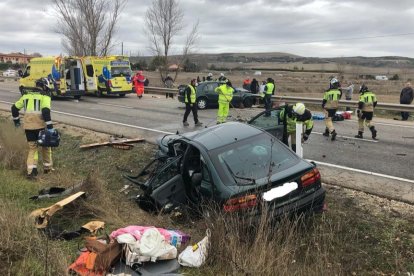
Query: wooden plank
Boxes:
[{"xmin": 80, "ymin": 138, "xmax": 145, "ymax": 149}]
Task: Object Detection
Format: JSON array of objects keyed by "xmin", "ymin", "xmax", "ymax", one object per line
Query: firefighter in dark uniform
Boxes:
[
  {"xmin": 322, "ymin": 78, "xmax": 342, "ymax": 141},
  {"xmin": 182, "ymin": 79, "xmax": 203, "ymax": 127},
  {"xmin": 355, "ymin": 84, "xmax": 378, "ymax": 140},
  {"xmin": 11, "ymin": 78, "xmax": 55, "ymax": 179},
  {"xmin": 279, "ymin": 103, "xmax": 314, "ymax": 153}
]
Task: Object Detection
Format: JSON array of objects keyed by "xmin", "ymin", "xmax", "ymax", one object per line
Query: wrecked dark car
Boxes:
[{"xmin": 125, "ymin": 121, "xmax": 325, "ymax": 218}]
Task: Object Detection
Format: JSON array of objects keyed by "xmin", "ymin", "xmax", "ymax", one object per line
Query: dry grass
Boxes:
[
  {"xmin": 0, "ymin": 199, "xmax": 69, "ymax": 276},
  {"xmin": 0, "ymin": 119, "xmax": 27, "ymax": 171},
  {"xmin": 201, "ymin": 205, "xmax": 344, "ymax": 275}
]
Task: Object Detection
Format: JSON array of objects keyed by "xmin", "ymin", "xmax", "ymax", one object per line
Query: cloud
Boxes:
[{"xmin": 0, "ymin": 0, "xmax": 413, "ymax": 57}]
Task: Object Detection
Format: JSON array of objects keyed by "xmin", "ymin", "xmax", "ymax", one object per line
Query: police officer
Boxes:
[
  {"xmin": 263, "ymin": 77, "xmax": 275, "ymax": 117},
  {"xmin": 11, "ymin": 78, "xmax": 55, "ymax": 179},
  {"xmin": 215, "ymin": 80, "xmax": 234, "ymax": 124},
  {"xmin": 279, "ymin": 103, "xmax": 313, "ymax": 153},
  {"xmin": 183, "ymin": 79, "xmax": 203, "ymax": 127},
  {"xmin": 322, "ymin": 78, "xmax": 342, "ymax": 140},
  {"xmin": 355, "ymin": 84, "xmax": 378, "ymax": 140}
]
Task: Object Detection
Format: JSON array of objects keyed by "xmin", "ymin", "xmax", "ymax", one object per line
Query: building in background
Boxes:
[{"xmin": 0, "ymin": 52, "xmax": 40, "ymax": 64}]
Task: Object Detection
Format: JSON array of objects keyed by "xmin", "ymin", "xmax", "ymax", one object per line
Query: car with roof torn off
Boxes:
[{"xmin": 124, "ymin": 119, "xmax": 325, "ymax": 219}]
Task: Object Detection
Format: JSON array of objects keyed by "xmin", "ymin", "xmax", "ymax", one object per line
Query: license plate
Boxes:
[{"xmin": 262, "ymin": 182, "xmax": 298, "ymax": 201}]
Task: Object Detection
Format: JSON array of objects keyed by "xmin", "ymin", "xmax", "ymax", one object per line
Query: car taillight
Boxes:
[
  {"xmin": 223, "ymin": 194, "xmax": 257, "ymax": 212},
  {"xmin": 108, "ymin": 80, "xmax": 112, "ymax": 87},
  {"xmin": 301, "ymin": 168, "xmax": 321, "ymax": 187}
]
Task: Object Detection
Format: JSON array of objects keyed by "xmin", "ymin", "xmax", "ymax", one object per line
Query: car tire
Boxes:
[
  {"xmin": 197, "ymin": 97, "xmax": 208, "ymax": 110},
  {"xmin": 119, "ymin": 93, "xmax": 126, "ymax": 97},
  {"xmin": 243, "ymin": 97, "xmax": 253, "ymax": 108},
  {"xmin": 74, "ymin": 95, "xmax": 81, "ymax": 100}
]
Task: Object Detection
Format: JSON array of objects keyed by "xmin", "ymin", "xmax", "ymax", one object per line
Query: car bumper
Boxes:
[{"xmin": 245, "ymin": 186, "xmax": 326, "ymax": 222}]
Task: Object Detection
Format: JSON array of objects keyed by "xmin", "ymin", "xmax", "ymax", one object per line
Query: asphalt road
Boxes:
[{"xmin": 0, "ymin": 81, "xmax": 413, "ymax": 181}]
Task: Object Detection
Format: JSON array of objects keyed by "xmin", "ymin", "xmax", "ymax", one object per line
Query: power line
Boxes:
[{"xmin": 200, "ymin": 32, "xmax": 414, "ymax": 49}]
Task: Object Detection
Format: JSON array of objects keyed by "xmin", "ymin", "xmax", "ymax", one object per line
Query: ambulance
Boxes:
[
  {"xmin": 19, "ymin": 56, "xmax": 86, "ymax": 99},
  {"xmin": 82, "ymin": 56, "xmax": 132, "ymax": 97}
]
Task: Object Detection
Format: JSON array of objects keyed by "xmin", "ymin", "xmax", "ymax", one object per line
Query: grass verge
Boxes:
[{"xmin": 0, "ymin": 117, "xmax": 413, "ymax": 275}]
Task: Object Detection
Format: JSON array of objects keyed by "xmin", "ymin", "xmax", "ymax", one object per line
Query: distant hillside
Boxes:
[{"xmin": 130, "ymin": 52, "xmax": 414, "ymax": 69}]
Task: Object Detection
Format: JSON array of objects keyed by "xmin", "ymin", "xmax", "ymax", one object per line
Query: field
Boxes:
[
  {"xmin": 143, "ymin": 65, "xmax": 412, "ymax": 104},
  {"xmin": 1, "ymin": 115, "xmax": 414, "ymax": 275}
]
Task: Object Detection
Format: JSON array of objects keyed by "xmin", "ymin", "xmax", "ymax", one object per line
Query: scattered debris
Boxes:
[
  {"xmin": 30, "ymin": 191, "xmax": 86, "ymax": 228},
  {"xmin": 29, "ymin": 181, "xmax": 84, "ymax": 200},
  {"xmin": 80, "ymin": 138, "xmax": 145, "ymax": 149},
  {"xmin": 44, "ymin": 220, "xmax": 105, "ymax": 240}
]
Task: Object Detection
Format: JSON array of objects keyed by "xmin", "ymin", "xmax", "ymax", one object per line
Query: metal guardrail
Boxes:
[{"xmin": 144, "ymin": 86, "xmax": 414, "ymax": 112}]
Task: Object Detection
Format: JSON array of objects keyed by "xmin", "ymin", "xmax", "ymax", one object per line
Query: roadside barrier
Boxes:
[{"xmin": 145, "ymin": 86, "xmax": 414, "ymax": 113}]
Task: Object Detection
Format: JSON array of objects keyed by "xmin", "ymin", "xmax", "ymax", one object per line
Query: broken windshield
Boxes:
[
  {"xmin": 210, "ymin": 133, "xmax": 298, "ymax": 186},
  {"xmin": 111, "ymin": 67, "xmax": 131, "ymax": 77}
]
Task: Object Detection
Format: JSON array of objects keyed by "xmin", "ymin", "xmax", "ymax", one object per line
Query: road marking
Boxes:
[
  {"xmin": 0, "ymin": 99, "xmax": 412, "ymax": 183},
  {"xmin": 310, "ymin": 160, "xmax": 414, "ymax": 184},
  {"xmin": 342, "ymin": 118, "xmax": 414, "ymax": 129},
  {"xmin": 313, "ymin": 131, "xmax": 378, "ymax": 143},
  {"xmin": 0, "ymin": 100, "xmax": 174, "ymax": 135},
  {"xmin": 95, "ymin": 102, "xmax": 136, "ymax": 109}
]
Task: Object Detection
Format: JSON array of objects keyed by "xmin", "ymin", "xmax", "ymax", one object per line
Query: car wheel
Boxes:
[
  {"xmin": 74, "ymin": 95, "xmax": 81, "ymax": 100},
  {"xmin": 197, "ymin": 97, "xmax": 207, "ymax": 109},
  {"xmin": 243, "ymin": 97, "xmax": 253, "ymax": 108},
  {"xmin": 119, "ymin": 93, "xmax": 126, "ymax": 97}
]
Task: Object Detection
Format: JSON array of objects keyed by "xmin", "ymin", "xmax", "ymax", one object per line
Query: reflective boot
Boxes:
[
  {"xmin": 323, "ymin": 128, "xmax": 330, "ymax": 137},
  {"xmin": 355, "ymin": 131, "xmax": 363, "ymax": 139},
  {"xmin": 331, "ymin": 130, "xmax": 337, "ymax": 141},
  {"xmin": 370, "ymin": 126, "xmax": 377, "ymax": 140}
]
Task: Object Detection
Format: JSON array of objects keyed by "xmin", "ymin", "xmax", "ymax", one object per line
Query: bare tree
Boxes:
[
  {"xmin": 53, "ymin": 0, "xmax": 126, "ymax": 56},
  {"xmin": 145, "ymin": 0, "xmax": 199, "ymax": 82}
]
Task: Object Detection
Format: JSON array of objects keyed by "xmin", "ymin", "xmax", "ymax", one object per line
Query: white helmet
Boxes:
[
  {"xmin": 208, "ymin": 73, "xmax": 213, "ymax": 77},
  {"xmin": 293, "ymin": 103, "xmax": 306, "ymax": 115},
  {"xmin": 220, "ymin": 73, "xmax": 224, "ymax": 77}
]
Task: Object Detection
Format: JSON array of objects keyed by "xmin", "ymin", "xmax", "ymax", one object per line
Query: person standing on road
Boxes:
[
  {"xmin": 133, "ymin": 71, "xmax": 146, "ymax": 98},
  {"xmin": 322, "ymin": 78, "xmax": 342, "ymax": 140},
  {"xmin": 206, "ymin": 73, "xmax": 213, "ymax": 81},
  {"xmin": 11, "ymin": 78, "xmax": 55, "ymax": 179},
  {"xmin": 218, "ymin": 73, "xmax": 227, "ymax": 82},
  {"xmin": 399, "ymin": 82, "xmax": 413, "ymax": 121},
  {"xmin": 263, "ymin": 78, "xmax": 275, "ymax": 117},
  {"xmin": 355, "ymin": 84, "xmax": 378, "ymax": 140},
  {"xmin": 279, "ymin": 103, "xmax": 314, "ymax": 153},
  {"xmin": 342, "ymin": 82, "xmax": 354, "ymax": 111},
  {"xmin": 183, "ymin": 79, "xmax": 203, "ymax": 127},
  {"xmin": 164, "ymin": 74, "xmax": 174, "ymax": 99},
  {"xmin": 215, "ymin": 80, "xmax": 234, "ymax": 124}
]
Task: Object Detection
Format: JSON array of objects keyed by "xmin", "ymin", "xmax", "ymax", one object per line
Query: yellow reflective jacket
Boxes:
[
  {"xmin": 215, "ymin": 84, "xmax": 234, "ymax": 104},
  {"xmin": 14, "ymin": 92, "xmax": 51, "ymax": 130}
]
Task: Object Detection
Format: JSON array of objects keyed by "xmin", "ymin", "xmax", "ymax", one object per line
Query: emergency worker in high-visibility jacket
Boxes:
[
  {"xmin": 133, "ymin": 71, "xmax": 146, "ymax": 98},
  {"xmin": 183, "ymin": 79, "xmax": 203, "ymax": 127},
  {"xmin": 279, "ymin": 103, "xmax": 314, "ymax": 153},
  {"xmin": 263, "ymin": 78, "xmax": 275, "ymax": 116},
  {"xmin": 214, "ymin": 80, "xmax": 234, "ymax": 124},
  {"xmin": 11, "ymin": 78, "xmax": 55, "ymax": 179},
  {"xmin": 322, "ymin": 78, "xmax": 342, "ymax": 141},
  {"xmin": 355, "ymin": 84, "xmax": 378, "ymax": 140}
]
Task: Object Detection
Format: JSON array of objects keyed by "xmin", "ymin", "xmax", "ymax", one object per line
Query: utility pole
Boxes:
[{"xmin": 121, "ymin": 42, "xmax": 123, "ymax": 56}]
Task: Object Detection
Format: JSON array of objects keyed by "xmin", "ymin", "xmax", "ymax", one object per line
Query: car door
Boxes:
[
  {"xmin": 248, "ymin": 108, "xmax": 284, "ymax": 140},
  {"xmin": 202, "ymin": 82, "xmax": 219, "ymax": 106}
]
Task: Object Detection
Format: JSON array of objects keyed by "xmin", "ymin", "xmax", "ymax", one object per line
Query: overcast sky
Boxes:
[{"xmin": 1, "ymin": 0, "xmax": 414, "ymax": 58}]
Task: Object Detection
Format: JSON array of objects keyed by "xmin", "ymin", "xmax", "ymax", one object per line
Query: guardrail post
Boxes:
[{"xmin": 296, "ymin": 122, "xmax": 303, "ymax": 158}]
